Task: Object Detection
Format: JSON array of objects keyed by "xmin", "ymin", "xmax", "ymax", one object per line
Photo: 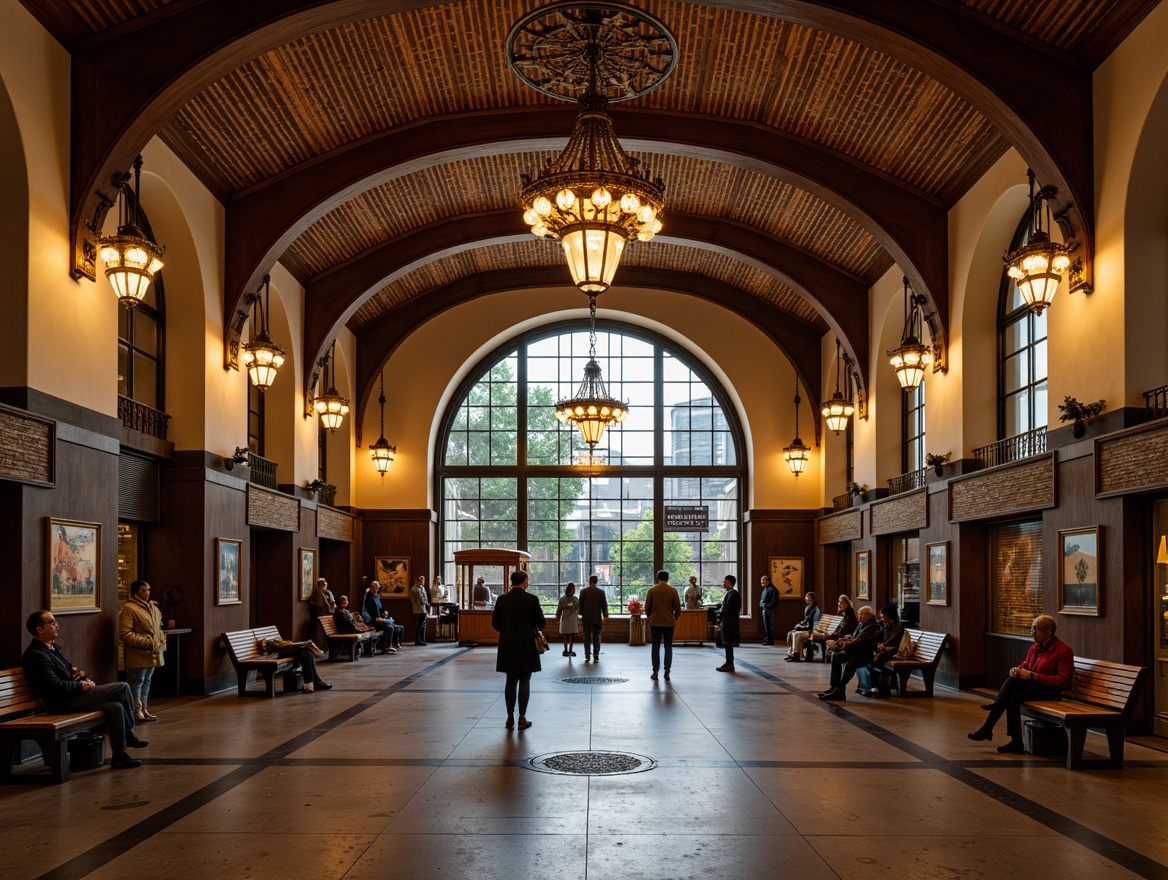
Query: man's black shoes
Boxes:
[
  {"xmin": 125, "ymin": 734, "xmax": 149, "ymax": 748},
  {"xmin": 112, "ymin": 750, "xmax": 142, "ymax": 769}
]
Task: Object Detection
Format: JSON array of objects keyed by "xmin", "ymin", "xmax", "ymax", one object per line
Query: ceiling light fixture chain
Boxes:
[
  {"xmin": 783, "ymin": 373, "xmax": 811, "ymax": 477},
  {"xmin": 555, "ymin": 294, "xmax": 628, "ymax": 456},
  {"xmin": 242, "ymin": 274, "xmax": 286, "ymax": 392}
]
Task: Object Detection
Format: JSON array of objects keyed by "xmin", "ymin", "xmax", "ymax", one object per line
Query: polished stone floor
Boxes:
[{"xmin": 6, "ymin": 642, "xmax": 1168, "ymax": 880}]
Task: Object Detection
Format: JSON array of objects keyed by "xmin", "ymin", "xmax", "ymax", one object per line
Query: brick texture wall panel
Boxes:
[
  {"xmin": 949, "ymin": 454, "xmax": 1054, "ymax": 522},
  {"xmin": 1097, "ymin": 422, "xmax": 1168, "ymax": 495},
  {"xmin": 870, "ymin": 489, "xmax": 927, "ymax": 535},
  {"xmin": 818, "ymin": 510, "xmax": 862, "ymax": 544},
  {"xmin": 0, "ymin": 406, "xmax": 54, "ymax": 485},
  {"xmin": 248, "ymin": 485, "xmax": 300, "ymax": 531},
  {"xmin": 317, "ymin": 506, "xmax": 354, "ymax": 542}
]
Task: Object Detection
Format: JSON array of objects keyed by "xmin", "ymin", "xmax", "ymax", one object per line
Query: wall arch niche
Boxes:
[
  {"xmin": 435, "ymin": 320, "xmax": 747, "ymax": 613},
  {"xmin": 0, "ymin": 71, "xmax": 28, "ymax": 389}
]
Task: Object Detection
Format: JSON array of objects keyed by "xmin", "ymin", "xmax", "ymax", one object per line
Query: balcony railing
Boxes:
[
  {"xmin": 832, "ymin": 493, "xmax": 853, "ymax": 512},
  {"xmin": 117, "ymin": 395, "xmax": 170, "ymax": 440},
  {"xmin": 973, "ymin": 426, "xmax": 1046, "ymax": 470},
  {"xmin": 247, "ymin": 452, "xmax": 278, "ymax": 489},
  {"xmin": 887, "ymin": 467, "xmax": 926, "ymax": 496},
  {"xmin": 1144, "ymin": 384, "xmax": 1168, "ymax": 422}
]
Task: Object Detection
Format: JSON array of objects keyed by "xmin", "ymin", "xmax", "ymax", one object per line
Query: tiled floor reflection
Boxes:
[{"xmin": 5, "ymin": 642, "xmax": 1168, "ymax": 880}]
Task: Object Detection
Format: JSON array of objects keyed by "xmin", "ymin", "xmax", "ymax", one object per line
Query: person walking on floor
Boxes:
[
  {"xmin": 492, "ymin": 570, "xmax": 547, "ymax": 730},
  {"xmin": 716, "ymin": 575, "xmax": 741, "ymax": 672},
  {"xmin": 645, "ymin": 569, "xmax": 682, "ymax": 681},
  {"xmin": 556, "ymin": 582, "xmax": 579, "ymax": 656},
  {"xmin": 578, "ymin": 574, "xmax": 610, "ymax": 662},
  {"xmin": 118, "ymin": 579, "xmax": 166, "ymax": 722}
]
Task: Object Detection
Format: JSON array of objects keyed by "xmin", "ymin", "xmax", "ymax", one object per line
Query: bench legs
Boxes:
[{"xmin": 1062, "ymin": 723, "xmax": 1125, "ymax": 770}]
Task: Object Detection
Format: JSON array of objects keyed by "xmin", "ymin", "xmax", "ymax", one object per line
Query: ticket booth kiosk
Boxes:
[{"xmin": 454, "ymin": 548, "xmax": 531, "ymax": 645}]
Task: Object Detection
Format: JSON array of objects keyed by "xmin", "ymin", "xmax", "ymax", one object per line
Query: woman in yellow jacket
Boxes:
[{"xmin": 119, "ymin": 580, "xmax": 166, "ymax": 721}]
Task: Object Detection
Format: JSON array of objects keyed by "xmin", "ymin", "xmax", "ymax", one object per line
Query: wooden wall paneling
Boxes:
[
  {"xmin": 293, "ymin": 505, "xmax": 319, "ymax": 642},
  {"xmin": 253, "ymin": 528, "xmax": 295, "ymax": 642},
  {"xmin": 361, "ymin": 509, "xmax": 436, "ymax": 642},
  {"xmin": 746, "ymin": 510, "xmax": 817, "ymax": 640}
]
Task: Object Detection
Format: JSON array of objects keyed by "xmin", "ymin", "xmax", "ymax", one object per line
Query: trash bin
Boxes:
[
  {"xmin": 1023, "ymin": 720, "xmax": 1067, "ymax": 756},
  {"xmin": 69, "ymin": 733, "xmax": 106, "ymax": 772},
  {"xmin": 283, "ymin": 669, "xmax": 304, "ymax": 693}
]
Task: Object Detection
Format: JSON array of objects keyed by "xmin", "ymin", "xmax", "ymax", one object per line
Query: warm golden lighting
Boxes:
[
  {"xmin": 887, "ymin": 277, "xmax": 934, "ymax": 390},
  {"xmin": 1005, "ymin": 170, "xmax": 1077, "ymax": 316},
  {"xmin": 555, "ymin": 296, "xmax": 629, "ymax": 453},
  {"xmin": 370, "ymin": 371, "xmax": 396, "ymax": 479},
  {"xmin": 241, "ymin": 275, "xmax": 285, "ymax": 392},
  {"xmin": 96, "ymin": 157, "xmax": 165, "ymax": 309},
  {"xmin": 822, "ymin": 340, "xmax": 855, "ymax": 435},
  {"xmin": 784, "ymin": 375, "xmax": 811, "ymax": 477},
  {"xmin": 312, "ymin": 342, "xmax": 349, "ymax": 433}
]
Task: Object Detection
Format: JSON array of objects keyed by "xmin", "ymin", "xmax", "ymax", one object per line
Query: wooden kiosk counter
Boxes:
[{"xmin": 454, "ymin": 548, "xmax": 530, "ymax": 645}]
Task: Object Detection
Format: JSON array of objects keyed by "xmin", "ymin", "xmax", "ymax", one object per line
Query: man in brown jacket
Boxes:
[{"xmin": 645, "ymin": 569, "xmax": 682, "ymax": 681}]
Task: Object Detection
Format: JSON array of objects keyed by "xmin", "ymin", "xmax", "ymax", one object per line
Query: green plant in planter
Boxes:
[
  {"xmin": 925, "ymin": 452, "xmax": 950, "ymax": 475},
  {"xmin": 305, "ymin": 479, "xmax": 337, "ymax": 496},
  {"xmin": 846, "ymin": 481, "xmax": 868, "ymax": 497},
  {"xmin": 1057, "ymin": 396, "xmax": 1105, "ymax": 438}
]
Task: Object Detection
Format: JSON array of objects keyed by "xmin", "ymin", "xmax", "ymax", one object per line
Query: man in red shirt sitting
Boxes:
[{"xmin": 968, "ymin": 614, "xmax": 1074, "ymax": 753}]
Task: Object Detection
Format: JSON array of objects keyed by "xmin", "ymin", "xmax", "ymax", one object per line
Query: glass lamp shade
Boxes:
[
  {"xmin": 554, "ymin": 359, "xmax": 628, "ymax": 449},
  {"xmin": 887, "ymin": 339, "xmax": 933, "ymax": 390},
  {"xmin": 1006, "ymin": 233, "xmax": 1073, "ymax": 315},
  {"xmin": 99, "ymin": 227, "xmax": 164, "ymax": 308},
  {"xmin": 560, "ymin": 226, "xmax": 626, "ymax": 294},
  {"xmin": 1157, "ymin": 535, "xmax": 1168, "ymax": 566},
  {"xmin": 370, "ymin": 437, "xmax": 396, "ymax": 477},
  {"xmin": 821, "ymin": 393, "xmax": 855, "ymax": 434},
  {"xmin": 242, "ymin": 336, "xmax": 285, "ymax": 391},
  {"xmin": 314, "ymin": 391, "xmax": 350, "ymax": 433},
  {"xmin": 783, "ymin": 438, "xmax": 811, "ymax": 476}
]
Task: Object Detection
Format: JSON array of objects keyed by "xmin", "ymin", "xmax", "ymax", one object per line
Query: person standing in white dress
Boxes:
[{"xmin": 556, "ymin": 582, "xmax": 580, "ymax": 657}]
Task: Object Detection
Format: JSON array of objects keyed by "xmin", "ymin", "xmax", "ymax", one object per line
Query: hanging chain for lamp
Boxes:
[
  {"xmin": 369, "ymin": 369, "xmax": 396, "ymax": 478},
  {"xmin": 1004, "ymin": 168, "xmax": 1076, "ymax": 315},
  {"xmin": 241, "ymin": 274, "xmax": 285, "ymax": 391},
  {"xmin": 97, "ymin": 155, "xmax": 165, "ymax": 309},
  {"xmin": 783, "ymin": 374, "xmax": 811, "ymax": 477},
  {"xmin": 887, "ymin": 276, "xmax": 933, "ymax": 390},
  {"xmin": 821, "ymin": 339, "xmax": 855, "ymax": 435},
  {"xmin": 555, "ymin": 295, "xmax": 629, "ymax": 456},
  {"xmin": 313, "ymin": 341, "xmax": 350, "ymax": 433}
]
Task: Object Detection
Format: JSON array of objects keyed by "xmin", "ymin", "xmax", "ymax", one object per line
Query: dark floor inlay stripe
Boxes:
[{"xmin": 34, "ymin": 648, "xmax": 473, "ymax": 880}]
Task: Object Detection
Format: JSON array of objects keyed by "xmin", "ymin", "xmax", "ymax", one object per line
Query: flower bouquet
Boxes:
[{"xmin": 627, "ymin": 597, "xmax": 643, "ymax": 616}]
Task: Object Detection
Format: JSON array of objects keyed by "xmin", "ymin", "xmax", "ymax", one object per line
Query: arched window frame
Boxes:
[
  {"xmin": 116, "ymin": 188, "xmax": 165, "ymax": 413},
  {"xmin": 435, "ymin": 320, "xmax": 747, "ymax": 612},
  {"xmin": 998, "ymin": 211, "xmax": 1049, "ymax": 439}
]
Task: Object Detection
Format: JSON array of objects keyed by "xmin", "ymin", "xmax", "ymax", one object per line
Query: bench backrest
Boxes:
[
  {"xmin": 1064, "ymin": 658, "xmax": 1146, "ymax": 715},
  {"xmin": 907, "ymin": 630, "xmax": 948, "ymax": 663},
  {"xmin": 816, "ymin": 614, "xmax": 841, "ymax": 635},
  {"xmin": 222, "ymin": 626, "xmax": 284, "ymax": 663},
  {"xmin": 317, "ymin": 616, "xmax": 340, "ymax": 637},
  {"xmin": 0, "ymin": 667, "xmax": 44, "ymax": 718}
]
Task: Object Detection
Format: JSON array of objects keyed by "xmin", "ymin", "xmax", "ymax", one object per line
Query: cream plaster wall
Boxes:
[
  {"xmin": 352, "ymin": 285, "xmax": 820, "ymax": 511},
  {"xmin": 819, "ymin": 333, "xmax": 849, "ymax": 501},
  {"xmin": 0, "ymin": 66, "xmax": 28, "ymax": 389}
]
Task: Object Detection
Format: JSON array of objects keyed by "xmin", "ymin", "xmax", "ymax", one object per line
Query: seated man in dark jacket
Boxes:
[
  {"xmin": 362, "ymin": 580, "xmax": 403, "ymax": 653},
  {"xmin": 22, "ymin": 610, "xmax": 149, "ymax": 769},
  {"xmin": 818, "ymin": 605, "xmax": 881, "ymax": 701}
]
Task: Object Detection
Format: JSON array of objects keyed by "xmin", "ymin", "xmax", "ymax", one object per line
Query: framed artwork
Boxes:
[
  {"xmin": 768, "ymin": 557, "xmax": 804, "ymax": 598},
  {"xmin": 215, "ymin": 538, "xmax": 242, "ymax": 606},
  {"xmin": 299, "ymin": 548, "xmax": 316, "ymax": 601},
  {"xmin": 47, "ymin": 518, "xmax": 101, "ymax": 614},
  {"xmin": 855, "ymin": 550, "xmax": 870, "ymax": 600},
  {"xmin": 374, "ymin": 556, "xmax": 410, "ymax": 594},
  {"xmin": 1059, "ymin": 526, "xmax": 1100, "ymax": 616},
  {"xmin": 926, "ymin": 541, "xmax": 949, "ymax": 606}
]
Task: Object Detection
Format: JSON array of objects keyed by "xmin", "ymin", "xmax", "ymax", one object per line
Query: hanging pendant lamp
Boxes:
[
  {"xmin": 1004, "ymin": 169, "xmax": 1075, "ymax": 316},
  {"xmin": 97, "ymin": 156, "xmax": 165, "ymax": 308},
  {"xmin": 822, "ymin": 339, "xmax": 855, "ymax": 435},
  {"xmin": 555, "ymin": 295, "xmax": 629, "ymax": 451},
  {"xmin": 887, "ymin": 276, "xmax": 933, "ymax": 391},
  {"xmin": 369, "ymin": 370, "xmax": 396, "ymax": 478},
  {"xmin": 783, "ymin": 375, "xmax": 811, "ymax": 477},
  {"xmin": 312, "ymin": 342, "xmax": 350, "ymax": 433},
  {"xmin": 241, "ymin": 275, "xmax": 285, "ymax": 392}
]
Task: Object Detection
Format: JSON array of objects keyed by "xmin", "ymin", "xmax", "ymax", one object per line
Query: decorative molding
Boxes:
[
  {"xmin": 317, "ymin": 505, "xmax": 354, "ymax": 542},
  {"xmin": 0, "ymin": 402, "xmax": 55, "ymax": 486},
  {"xmin": 948, "ymin": 453, "xmax": 1055, "ymax": 522},
  {"xmin": 1095, "ymin": 419, "xmax": 1168, "ymax": 497},
  {"xmin": 869, "ymin": 489, "xmax": 927, "ymax": 535},
  {"xmin": 247, "ymin": 484, "xmax": 300, "ymax": 531},
  {"xmin": 817, "ymin": 509, "xmax": 862, "ymax": 544}
]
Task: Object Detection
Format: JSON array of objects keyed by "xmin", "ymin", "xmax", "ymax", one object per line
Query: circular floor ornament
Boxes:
[
  {"xmin": 559, "ymin": 676, "xmax": 629, "ymax": 685},
  {"xmin": 529, "ymin": 750, "xmax": 657, "ymax": 776}
]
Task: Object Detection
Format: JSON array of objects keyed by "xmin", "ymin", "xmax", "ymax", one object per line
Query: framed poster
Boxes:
[
  {"xmin": 855, "ymin": 550, "xmax": 870, "ymax": 600},
  {"xmin": 1059, "ymin": 526, "xmax": 1100, "ymax": 616},
  {"xmin": 299, "ymin": 548, "xmax": 316, "ymax": 601},
  {"xmin": 47, "ymin": 518, "xmax": 101, "ymax": 614},
  {"xmin": 374, "ymin": 556, "xmax": 410, "ymax": 594},
  {"xmin": 216, "ymin": 538, "xmax": 242, "ymax": 605},
  {"xmin": 768, "ymin": 557, "xmax": 804, "ymax": 598},
  {"xmin": 926, "ymin": 541, "xmax": 949, "ymax": 606}
]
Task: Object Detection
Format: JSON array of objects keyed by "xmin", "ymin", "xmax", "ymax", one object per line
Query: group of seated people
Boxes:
[{"xmin": 309, "ymin": 577, "xmax": 405, "ymax": 653}]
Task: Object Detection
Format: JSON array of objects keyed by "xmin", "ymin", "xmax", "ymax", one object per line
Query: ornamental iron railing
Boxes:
[
  {"xmin": 117, "ymin": 395, "xmax": 170, "ymax": 440},
  {"xmin": 247, "ymin": 452, "xmax": 278, "ymax": 489},
  {"xmin": 887, "ymin": 467, "xmax": 926, "ymax": 495},
  {"xmin": 973, "ymin": 426, "xmax": 1046, "ymax": 470}
]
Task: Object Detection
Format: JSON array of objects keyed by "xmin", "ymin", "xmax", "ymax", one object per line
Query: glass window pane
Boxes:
[
  {"xmin": 1002, "ymin": 352, "xmax": 1029, "ymax": 392},
  {"xmin": 133, "ymin": 352, "xmax": 158, "ymax": 409},
  {"xmin": 134, "ymin": 311, "xmax": 158, "ymax": 356}
]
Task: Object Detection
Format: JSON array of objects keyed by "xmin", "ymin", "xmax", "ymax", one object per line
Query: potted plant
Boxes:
[
  {"xmin": 305, "ymin": 478, "xmax": 337, "ymax": 498},
  {"xmin": 925, "ymin": 452, "xmax": 950, "ymax": 476},
  {"xmin": 1058, "ymin": 396, "xmax": 1106, "ymax": 439},
  {"xmin": 846, "ymin": 481, "xmax": 867, "ymax": 497}
]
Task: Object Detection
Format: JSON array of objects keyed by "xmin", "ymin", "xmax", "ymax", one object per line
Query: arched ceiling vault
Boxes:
[{"xmin": 30, "ymin": 0, "xmax": 1154, "ymax": 433}]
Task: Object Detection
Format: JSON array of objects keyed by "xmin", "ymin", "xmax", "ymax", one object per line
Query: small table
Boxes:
[
  {"xmin": 628, "ymin": 616, "xmax": 646, "ymax": 646},
  {"xmin": 155, "ymin": 627, "xmax": 192, "ymax": 697}
]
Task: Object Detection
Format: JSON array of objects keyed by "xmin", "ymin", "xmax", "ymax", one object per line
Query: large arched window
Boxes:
[
  {"xmin": 116, "ymin": 191, "xmax": 165, "ymax": 413},
  {"xmin": 438, "ymin": 323, "xmax": 745, "ymax": 612},
  {"xmin": 999, "ymin": 214, "xmax": 1048, "ymax": 439}
]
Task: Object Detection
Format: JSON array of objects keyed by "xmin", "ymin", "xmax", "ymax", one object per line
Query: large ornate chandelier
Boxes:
[
  {"xmin": 555, "ymin": 295, "xmax": 628, "ymax": 450},
  {"xmin": 509, "ymin": 3, "xmax": 676, "ymax": 294}
]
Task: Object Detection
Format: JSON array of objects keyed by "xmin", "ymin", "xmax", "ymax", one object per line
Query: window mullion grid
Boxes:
[{"xmin": 653, "ymin": 343, "xmax": 664, "ymax": 573}]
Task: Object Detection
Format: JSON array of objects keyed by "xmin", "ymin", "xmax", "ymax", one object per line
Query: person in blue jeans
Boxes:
[{"xmin": 363, "ymin": 579, "xmax": 403, "ymax": 653}]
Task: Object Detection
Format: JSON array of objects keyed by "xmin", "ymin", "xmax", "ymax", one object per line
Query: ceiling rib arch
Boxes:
[
  {"xmin": 302, "ymin": 209, "xmax": 869, "ymax": 405},
  {"xmin": 353, "ymin": 265, "xmax": 825, "ymax": 447}
]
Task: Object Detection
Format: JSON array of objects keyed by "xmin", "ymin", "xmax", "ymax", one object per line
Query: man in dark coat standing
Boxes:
[
  {"xmin": 578, "ymin": 574, "xmax": 610, "ymax": 662},
  {"xmin": 716, "ymin": 575, "xmax": 741, "ymax": 672},
  {"xmin": 492, "ymin": 570, "xmax": 547, "ymax": 729},
  {"xmin": 758, "ymin": 574, "xmax": 779, "ymax": 645},
  {"xmin": 22, "ymin": 610, "xmax": 149, "ymax": 769}
]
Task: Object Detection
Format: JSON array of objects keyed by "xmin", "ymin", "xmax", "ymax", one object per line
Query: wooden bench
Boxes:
[
  {"xmin": 220, "ymin": 626, "xmax": 300, "ymax": 698},
  {"xmin": 886, "ymin": 630, "xmax": 949, "ymax": 697},
  {"xmin": 316, "ymin": 615, "xmax": 380, "ymax": 661},
  {"xmin": 0, "ymin": 668, "xmax": 107, "ymax": 784},
  {"xmin": 802, "ymin": 614, "xmax": 842, "ymax": 662},
  {"xmin": 1021, "ymin": 657, "xmax": 1147, "ymax": 770}
]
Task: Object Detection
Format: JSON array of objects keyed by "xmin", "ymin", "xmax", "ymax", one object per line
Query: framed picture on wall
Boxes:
[
  {"xmin": 855, "ymin": 550, "xmax": 870, "ymax": 600},
  {"xmin": 926, "ymin": 541, "xmax": 949, "ymax": 606},
  {"xmin": 1059, "ymin": 526, "xmax": 1100, "ymax": 616},
  {"xmin": 47, "ymin": 518, "xmax": 101, "ymax": 614},
  {"xmin": 768, "ymin": 557, "xmax": 804, "ymax": 598},
  {"xmin": 215, "ymin": 538, "xmax": 242, "ymax": 606},
  {"xmin": 299, "ymin": 548, "xmax": 316, "ymax": 601},
  {"xmin": 375, "ymin": 556, "xmax": 410, "ymax": 594}
]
